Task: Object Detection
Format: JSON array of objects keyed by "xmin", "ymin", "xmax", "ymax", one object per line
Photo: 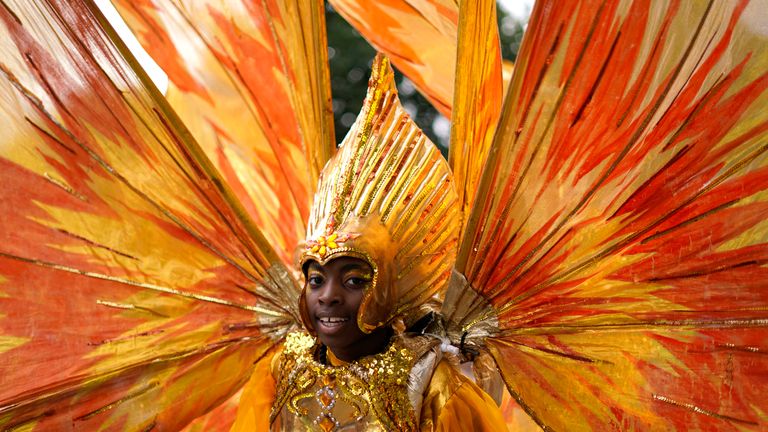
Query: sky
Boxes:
[
  {"xmin": 498, "ymin": 0, "xmax": 535, "ymax": 23},
  {"xmin": 94, "ymin": 0, "xmax": 169, "ymax": 92}
]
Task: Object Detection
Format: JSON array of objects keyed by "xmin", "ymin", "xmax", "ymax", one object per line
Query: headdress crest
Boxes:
[{"xmin": 299, "ymin": 55, "xmax": 460, "ymax": 333}]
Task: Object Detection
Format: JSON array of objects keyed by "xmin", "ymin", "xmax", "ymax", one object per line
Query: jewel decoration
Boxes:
[
  {"xmin": 307, "ymin": 232, "xmax": 350, "ymax": 258},
  {"xmin": 314, "ymin": 374, "xmax": 340, "ymax": 432},
  {"xmin": 315, "ymin": 413, "xmax": 339, "ymax": 432},
  {"xmin": 316, "ymin": 374, "xmax": 337, "ymax": 409}
]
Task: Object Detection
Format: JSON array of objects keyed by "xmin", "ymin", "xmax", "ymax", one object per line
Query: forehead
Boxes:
[{"xmin": 306, "ymin": 256, "xmax": 371, "ymax": 273}]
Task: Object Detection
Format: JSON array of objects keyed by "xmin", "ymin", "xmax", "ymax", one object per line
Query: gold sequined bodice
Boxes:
[{"xmin": 270, "ymin": 332, "xmax": 439, "ymax": 431}]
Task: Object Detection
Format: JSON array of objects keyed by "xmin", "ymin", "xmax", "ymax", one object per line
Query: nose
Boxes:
[{"xmin": 317, "ymin": 279, "xmax": 343, "ymax": 305}]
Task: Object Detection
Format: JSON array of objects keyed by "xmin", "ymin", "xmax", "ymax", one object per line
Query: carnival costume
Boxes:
[
  {"xmin": 1, "ymin": 0, "xmax": 768, "ymax": 431},
  {"xmin": 229, "ymin": 55, "xmax": 507, "ymax": 430}
]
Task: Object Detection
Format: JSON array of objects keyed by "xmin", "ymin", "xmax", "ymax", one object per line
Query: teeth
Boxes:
[
  {"xmin": 318, "ymin": 316, "xmax": 349, "ymax": 328},
  {"xmin": 319, "ymin": 317, "xmax": 348, "ymax": 323}
]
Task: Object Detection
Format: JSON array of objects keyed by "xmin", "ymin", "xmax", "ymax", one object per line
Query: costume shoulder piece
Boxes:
[{"xmin": 271, "ymin": 332, "xmax": 440, "ymax": 431}]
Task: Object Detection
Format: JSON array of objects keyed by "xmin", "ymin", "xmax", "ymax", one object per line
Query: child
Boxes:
[{"xmin": 231, "ymin": 55, "xmax": 507, "ymax": 431}]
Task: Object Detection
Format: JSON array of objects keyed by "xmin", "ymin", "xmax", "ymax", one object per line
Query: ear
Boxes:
[{"xmin": 299, "ymin": 286, "xmax": 316, "ymax": 335}]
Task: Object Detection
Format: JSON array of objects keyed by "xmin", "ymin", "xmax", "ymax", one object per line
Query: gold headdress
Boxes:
[{"xmin": 299, "ymin": 55, "xmax": 460, "ymax": 334}]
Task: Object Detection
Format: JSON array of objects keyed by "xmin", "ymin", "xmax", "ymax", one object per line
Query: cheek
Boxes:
[
  {"xmin": 348, "ymin": 289, "xmax": 366, "ymax": 313},
  {"xmin": 303, "ymin": 290, "xmax": 317, "ymax": 313}
]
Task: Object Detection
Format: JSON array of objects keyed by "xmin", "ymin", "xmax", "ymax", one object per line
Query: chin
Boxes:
[{"xmin": 315, "ymin": 323, "xmax": 350, "ymax": 345}]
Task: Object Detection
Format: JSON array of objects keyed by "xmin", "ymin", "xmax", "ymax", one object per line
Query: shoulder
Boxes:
[
  {"xmin": 282, "ymin": 331, "xmax": 316, "ymax": 358},
  {"xmin": 419, "ymin": 359, "xmax": 508, "ymax": 431},
  {"xmin": 423, "ymin": 358, "xmax": 468, "ymax": 409},
  {"xmin": 231, "ymin": 346, "xmax": 281, "ymax": 431},
  {"xmin": 273, "ymin": 331, "xmax": 315, "ymax": 373}
]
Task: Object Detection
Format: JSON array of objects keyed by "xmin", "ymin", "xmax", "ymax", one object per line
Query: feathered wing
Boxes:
[
  {"xmin": 0, "ymin": 1, "xmax": 299, "ymax": 430},
  {"xmin": 110, "ymin": 0, "xmax": 335, "ymax": 265},
  {"xmin": 448, "ymin": 0, "xmax": 768, "ymax": 430}
]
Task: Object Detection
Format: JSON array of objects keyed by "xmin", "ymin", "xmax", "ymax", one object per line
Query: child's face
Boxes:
[{"xmin": 304, "ymin": 257, "xmax": 389, "ymax": 361}]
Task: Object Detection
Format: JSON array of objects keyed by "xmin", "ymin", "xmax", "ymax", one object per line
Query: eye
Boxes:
[
  {"xmin": 307, "ymin": 274, "xmax": 324, "ymax": 288},
  {"xmin": 345, "ymin": 276, "xmax": 370, "ymax": 289}
]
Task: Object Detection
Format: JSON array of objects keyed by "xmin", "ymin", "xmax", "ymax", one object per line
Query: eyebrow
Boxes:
[
  {"xmin": 340, "ymin": 264, "xmax": 371, "ymax": 274},
  {"xmin": 306, "ymin": 262, "xmax": 371, "ymax": 273}
]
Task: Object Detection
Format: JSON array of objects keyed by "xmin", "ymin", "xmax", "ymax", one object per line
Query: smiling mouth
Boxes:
[{"xmin": 317, "ymin": 317, "xmax": 350, "ymax": 328}]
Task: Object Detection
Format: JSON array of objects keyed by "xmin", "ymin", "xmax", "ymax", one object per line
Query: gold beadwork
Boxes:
[
  {"xmin": 272, "ymin": 332, "xmax": 418, "ymax": 431},
  {"xmin": 284, "ymin": 331, "xmax": 315, "ymax": 356}
]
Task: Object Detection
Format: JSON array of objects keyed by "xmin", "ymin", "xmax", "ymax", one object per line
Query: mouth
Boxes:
[{"xmin": 316, "ymin": 316, "xmax": 350, "ymax": 330}]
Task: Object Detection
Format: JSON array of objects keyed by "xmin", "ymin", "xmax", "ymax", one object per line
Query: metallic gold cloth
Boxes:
[
  {"xmin": 300, "ymin": 55, "xmax": 460, "ymax": 334},
  {"xmin": 2, "ymin": 0, "xmax": 768, "ymax": 430},
  {"xmin": 232, "ymin": 338, "xmax": 508, "ymax": 432}
]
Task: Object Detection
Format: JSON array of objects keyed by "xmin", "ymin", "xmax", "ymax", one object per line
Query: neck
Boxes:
[{"xmin": 328, "ymin": 327, "xmax": 393, "ymax": 363}]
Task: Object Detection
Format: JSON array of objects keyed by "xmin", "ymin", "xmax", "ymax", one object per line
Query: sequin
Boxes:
[{"xmin": 271, "ymin": 332, "xmax": 419, "ymax": 431}]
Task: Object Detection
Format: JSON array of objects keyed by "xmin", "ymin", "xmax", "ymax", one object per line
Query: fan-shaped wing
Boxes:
[
  {"xmin": 452, "ymin": 0, "xmax": 768, "ymax": 430},
  {"xmin": 110, "ymin": 0, "xmax": 335, "ymax": 265},
  {"xmin": 448, "ymin": 0, "xmax": 504, "ymax": 238},
  {"xmin": 0, "ymin": 0, "xmax": 297, "ymax": 429},
  {"xmin": 181, "ymin": 391, "xmax": 243, "ymax": 431}
]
